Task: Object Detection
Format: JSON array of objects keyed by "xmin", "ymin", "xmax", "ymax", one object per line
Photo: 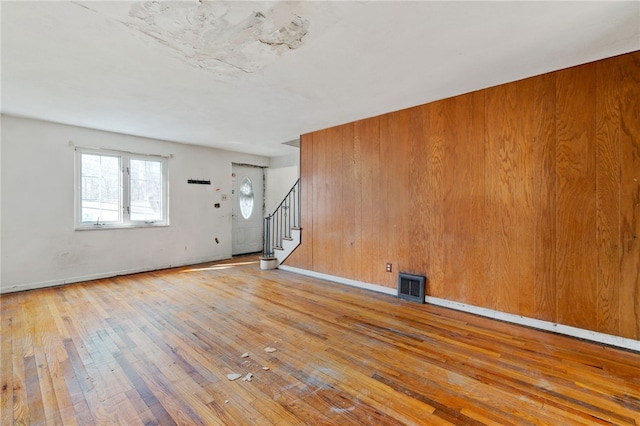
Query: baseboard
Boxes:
[
  {"xmin": 278, "ymin": 265, "xmax": 640, "ymax": 352},
  {"xmin": 0, "ymin": 255, "xmax": 230, "ymax": 294},
  {"xmin": 425, "ymin": 296, "xmax": 639, "ymax": 352},
  {"xmin": 278, "ymin": 265, "xmax": 397, "ymax": 296}
]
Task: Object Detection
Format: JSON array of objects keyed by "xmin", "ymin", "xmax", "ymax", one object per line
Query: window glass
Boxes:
[
  {"xmin": 81, "ymin": 153, "xmax": 121, "ymax": 223},
  {"xmin": 239, "ymin": 176, "xmax": 254, "ymax": 219},
  {"xmin": 130, "ymin": 158, "xmax": 163, "ymax": 222}
]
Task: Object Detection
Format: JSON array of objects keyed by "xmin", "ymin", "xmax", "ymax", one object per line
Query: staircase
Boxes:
[{"xmin": 261, "ymin": 179, "xmax": 300, "ymax": 269}]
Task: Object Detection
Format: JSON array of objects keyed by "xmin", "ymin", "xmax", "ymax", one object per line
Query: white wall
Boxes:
[
  {"xmin": 265, "ymin": 153, "xmax": 299, "ymax": 215},
  {"xmin": 0, "ymin": 115, "xmax": 269, "ymax": 293}
]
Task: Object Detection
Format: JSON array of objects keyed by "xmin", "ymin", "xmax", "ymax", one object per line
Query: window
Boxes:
[
  {"xmin": 239, "ymin": 176, "xmax": 254, "ymax": 219},
  {"xmin": 76, "ymin": 148, "xmax": 168, "ymax": 229}
]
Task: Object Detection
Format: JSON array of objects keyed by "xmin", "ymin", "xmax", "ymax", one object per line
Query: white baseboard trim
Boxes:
[
  {"xmin": 278, "ymin": 265, "xmax": 640, "ymax": 352},
  {"xmin": 278, "ymin": 265, "xmax": 397, "ymax": 296},
  {"xmin": 425, "ymin": 296, "xmax": 639, "ymax": 352},
  {"xmin": 0, "ymin": 255, "xmax": 230, "ymax": 294}
]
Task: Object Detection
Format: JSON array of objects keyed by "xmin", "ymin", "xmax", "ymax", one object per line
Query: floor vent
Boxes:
[{"xmin": 397, "ymin": 273, "xmax": 426, "ymax": 303}]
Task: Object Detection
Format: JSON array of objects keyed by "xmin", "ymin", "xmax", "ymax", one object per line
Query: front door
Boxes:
[{"xmin": 231, "ymin": 164, "xmax": 264, "ymax": 255}]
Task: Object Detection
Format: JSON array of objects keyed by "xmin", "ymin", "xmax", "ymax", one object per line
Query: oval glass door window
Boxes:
[{"xmin": 239, "ymin": 176, "xmax": 254, "ymax": 219}]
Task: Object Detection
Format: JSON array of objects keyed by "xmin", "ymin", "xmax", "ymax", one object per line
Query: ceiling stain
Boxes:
[{"xmin": 125, "ymin": 1, "xmax": 310, "ymax": 76}]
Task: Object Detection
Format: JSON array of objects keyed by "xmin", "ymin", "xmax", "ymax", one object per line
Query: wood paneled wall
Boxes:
[{"xmin": 285, "ymin": 51, "xmax": 640, "ymax": 340}]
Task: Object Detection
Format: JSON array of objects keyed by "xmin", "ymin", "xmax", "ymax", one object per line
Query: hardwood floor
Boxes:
[{"xmin": 2, "ymin": 255, "xmax": 639, "ymax": 425}]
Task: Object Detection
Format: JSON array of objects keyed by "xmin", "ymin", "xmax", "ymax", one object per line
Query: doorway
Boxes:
[{"xmin": 231, "ymin": 164, "xmax": 264, "ymax": 255}]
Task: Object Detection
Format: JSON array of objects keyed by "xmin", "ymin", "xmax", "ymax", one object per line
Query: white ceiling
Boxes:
[{"xmin": 2, "ymin": 1, "xmax": 639, "ymax": 157}]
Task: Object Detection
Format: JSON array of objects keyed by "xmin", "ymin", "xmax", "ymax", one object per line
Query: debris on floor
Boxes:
[
  {"xmin": 226, "ymin": 373, "xmax": 242, "ymax": 381},
  {"xmin": 242, "ymin": 373, "xmax": 253, "ymax": 382},
  {"xmin": 264, "ymin": 347, "xmax": 277, "ymax": 353},
  {"xmin": 241, "ymin": 352, "xmax": 249, "ymax": 358}
]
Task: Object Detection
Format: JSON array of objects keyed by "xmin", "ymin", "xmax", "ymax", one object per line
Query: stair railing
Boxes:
[{"xmin": 263, "ymin": 178, "xmax": 300, "ymax": 259}]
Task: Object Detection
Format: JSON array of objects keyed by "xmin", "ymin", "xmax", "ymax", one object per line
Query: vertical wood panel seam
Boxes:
[
  {"xmin": 552, "ymin": 74, "xmax": 558, "ymax": 325},
  {"xmin": 595, "ymin": 69, "xmax": 600, "ymax": 330}
]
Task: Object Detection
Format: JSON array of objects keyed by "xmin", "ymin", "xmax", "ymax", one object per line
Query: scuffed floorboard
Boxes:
[{"xmin": 2, "ymin": 255, "xmax": 639, "ymax": 425}]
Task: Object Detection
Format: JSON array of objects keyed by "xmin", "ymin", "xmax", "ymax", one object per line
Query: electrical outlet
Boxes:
[{"xmin": 386, "ymin": 263, "xmax": 392, "ymax": 272}]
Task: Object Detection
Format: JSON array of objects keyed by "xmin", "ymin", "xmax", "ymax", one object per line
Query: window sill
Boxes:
[{"xmin": 75, "ymin": 223, "xmax": 169, "ymax": 231}]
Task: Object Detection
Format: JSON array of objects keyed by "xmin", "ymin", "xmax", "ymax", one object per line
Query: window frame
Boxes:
[{"xmin": 75, "ymin": 147, "xmax": 169, "ymax": 230}]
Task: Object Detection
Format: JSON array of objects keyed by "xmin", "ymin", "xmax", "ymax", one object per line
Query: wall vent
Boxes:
[{"xmin": 397, "ymin": 273, "xmax": 426, "ymax": 303}]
